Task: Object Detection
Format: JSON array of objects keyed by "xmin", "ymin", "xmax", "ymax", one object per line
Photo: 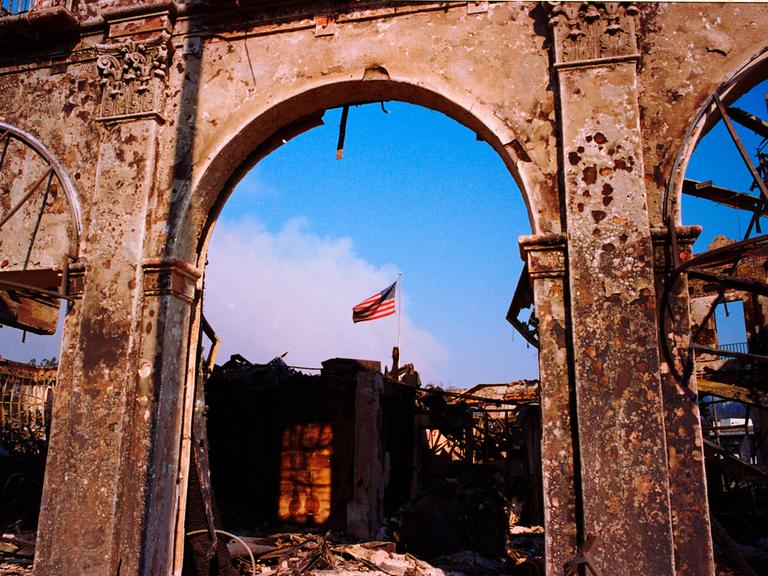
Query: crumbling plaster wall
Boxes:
[{"xmin": 167, "ymin": 1, "xmax": 560, "ymax": 262}]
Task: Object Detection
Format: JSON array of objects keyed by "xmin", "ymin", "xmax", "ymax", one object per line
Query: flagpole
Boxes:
[{"xmin": 397, "ymin": 272, "xmax": 402, "ymax": 353}]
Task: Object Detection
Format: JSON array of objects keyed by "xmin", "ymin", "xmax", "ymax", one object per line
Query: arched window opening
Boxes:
[
  {"xmin": 0, "ymin": 122, "xmax": 79, "ymax": 569},
  {"xmin": 184, "ymin": 101, "xmax": 546, "ymax": 575},
  {"xmin": 669, "ymin": 78, "xmax": 768, "ymax": 573}
]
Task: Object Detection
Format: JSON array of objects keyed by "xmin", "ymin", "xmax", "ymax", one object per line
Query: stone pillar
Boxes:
[
  {"xmin": 652, "ymin": 226, "xmax": 715, "ymax": 576},
  {"xmin": 122, "ymin": 258, "xmax": 200, "ymax": 575},
  {"xmin": 520, "ymin": 233, "xmax": 578, "ymax": 575},
  {"xmin": 34, "ymin": 12, "xmax": 189, "ymax": 576},
  {"xmin": 548, "ymin": 4, "xmax": 675, "ymax": 574},
  {"xmin": 35, "ymin": 115, "xmax": 158, "ymax": 575}
]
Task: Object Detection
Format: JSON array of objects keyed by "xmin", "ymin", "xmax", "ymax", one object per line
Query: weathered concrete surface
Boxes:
[
  {"xmin": 652, "ymin": 226, "xmax": 715, "ymax": 576},
  {"xmin": 556, "ymin": 48, "xmax": 676, "ymax": 576},
  {"xmin": 520, "ymin": 233, "xmax": 577, "ymax": 576},
  {"xmin": 1, "ymin": 1, "xmax": 767, "ymax": 575}
]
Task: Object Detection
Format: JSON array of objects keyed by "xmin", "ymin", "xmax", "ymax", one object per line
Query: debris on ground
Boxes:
[
  {"xmin": 0, "ymin": 531, "xmax": 35, "ymax": 576},
  {"xmin": 220, "ymin": 529, "xmax": 544, "ymax": 576},
  {"xmin": 224, "ymin": 533, "xmax": 445, "ymax": 576}
]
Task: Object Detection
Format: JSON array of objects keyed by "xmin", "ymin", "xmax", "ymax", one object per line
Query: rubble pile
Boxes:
[
  {"xmin": 224, "ymin": 534, "xmax": 444, "ymax": 576},
  {"xmin": 223, "ymin": 531, "xmax": 543, "ymax": 576},
  {"xmin": 0, "ymin": 532, "xmax": 34, "ymax": 576}
]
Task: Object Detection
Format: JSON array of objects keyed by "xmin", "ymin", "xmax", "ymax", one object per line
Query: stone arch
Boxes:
[
  {"xmin": 172, "ymin": 75, "xmax": 556, "ymax": 266},
  {"xmin": 0, "ymin": 121, "xmax": 82, "ymax": 333},
  {"xmin": 663, "ymin": 45, "xmax": 768, "ymax": 226},
  {"xmin": 164, "ymin": 74, "xmax": 554, "ymax": 574}
]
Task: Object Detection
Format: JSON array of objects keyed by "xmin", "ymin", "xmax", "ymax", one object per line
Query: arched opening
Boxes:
[
  {"xmin": 0, "ymin": 121, "xmax": 81, "ymax": 569},
  {"xmin": 662, "ymin": 52, "xmax": 768, "ymax": 573},
  {"xmin": 177, "ymin": 81, "xmax": 549, "ymax": 575}
]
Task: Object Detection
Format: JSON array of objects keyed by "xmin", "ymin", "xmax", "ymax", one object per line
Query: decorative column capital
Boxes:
[
  {"xmin": 95, "ymin": 32, "xmax": 172, "ymax": 123},
  {"xmin": 545, "ymin": 1, "xmax": 640, "ymax": 69},
  {"xmin": 519, "ymin": 233, "xmax": 567, "ymax": 279},
  {"xmin": 142, "ymin": 257, "xmax": 201, "ymax": 303}
]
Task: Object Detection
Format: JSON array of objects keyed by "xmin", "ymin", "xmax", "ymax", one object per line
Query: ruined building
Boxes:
[{"xmin": 1, "ymin": 1, "xmax": 767, "ymax": 575}]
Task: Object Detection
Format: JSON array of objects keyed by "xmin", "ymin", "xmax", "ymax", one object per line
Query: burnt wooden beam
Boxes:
[
  {"xmin": 697, "ymin": 378, "xmax": 768, "ymax": 409},
  {"xmin": 703, "ymin": 439, "xmax": 768, "ymax": 483},
  {"xmin": 727, "ymin": 106, "xmax": 768, "ymax": 139},
  {"xmin": 682, "ymin": 179, "xmax": 768, "ymax": 216},
  {"xmin": 692, "ymin": 344, "xmax": 768, "ymax": 363},
  {"xmin": 686, "ymin": 269, "xmax": 768, "ymax": 297}
]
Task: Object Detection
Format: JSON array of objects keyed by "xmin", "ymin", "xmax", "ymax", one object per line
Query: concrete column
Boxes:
[
  {"xmin": 35, "ymin": 11, "xmax": 187, "ymax": 574},
  {"xmin": 652, "ymin": 226, "xmax": 715, "ymax": 576},
  {"xmin": 35, "ymin": 117, "xmax": 159, "ymax": 575},
  {"xmin": 548, "ymin": 4, "xmax": 675, "ymax": 574},
  {"xmin": 121, "ymin": 258, "xmax": 200, "ymax": 575},
  {"xmin": 520, "ymin": 233, "xmax": 578, "ymax": 576}
]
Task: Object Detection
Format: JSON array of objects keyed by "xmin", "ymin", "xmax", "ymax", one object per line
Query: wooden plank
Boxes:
[{"xmin": 0, "ymin": 290, "xmax": 58, "ymax": 335}]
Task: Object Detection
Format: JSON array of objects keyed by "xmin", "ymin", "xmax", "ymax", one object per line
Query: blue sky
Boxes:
[
  {"xmin": 2, "ymin": 82, "xmax": 766, "ymax": 387},
  {"xmin": 205, "ymin": 102, "xmax": 535, "ymax": 387}
]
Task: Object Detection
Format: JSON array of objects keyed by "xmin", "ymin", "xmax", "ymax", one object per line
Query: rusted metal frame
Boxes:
[
  {"xmin": 659, "ymin": 265, "xmax": 699, "ymax": 384},
  {"xmin": 0, "ymin": 131, "xmax": 10, "ymax": 169},
  {"xmin": 661, "ymin": 234, "xmax": 768, "ymax": 382},
  {"xmin": 0, "ymin": 167, "xmax": 53, "ymax": 231},
  {"xmin": 703, "ymin": 439, "xmax": 768, "ymax": 483},
  {"xmin": 663, "ymin": 48, "xmax": 768, "ymax": 230},
  {"xmin": 418, "ymin": 387, "xmax": 538, "ymax": 406},
  {"xmin": 0, "ymin": 121, "xmax": 82, "ymax": 253},
  {"xmin": 23, "ymin": 169, "xmax": 54, "ymax": 270},
  {"xmin": 190, "ymin": 353, "xmax": 218, "ymax": 558},
  {"xmin": 201, "ymin": 314, "xmax": 220, "ymax": 369},
  {"xmin": 661, "ymin": 95, "xmax": 768, "ymax": 377},
  {"xmin": 676, "ymin": 234, "xmax": 768, "ymax": 272}
]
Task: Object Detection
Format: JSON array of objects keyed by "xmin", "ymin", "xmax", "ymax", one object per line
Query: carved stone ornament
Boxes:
[
  {"xmin": 546, "ymin": 2, "xmax": 639, "ymax": 67},
  {"xmin": 95, "ymin": 33, "xmax": 171, "ymax": 121},
  {"xmin": 142, "ymin": 258, "xmax": 200, "ymax": 304}
]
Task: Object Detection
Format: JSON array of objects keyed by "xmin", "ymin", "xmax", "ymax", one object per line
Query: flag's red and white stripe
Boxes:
[{"xmin": 352, "ymin": 281, "xmax": 397, "ymax": 323}]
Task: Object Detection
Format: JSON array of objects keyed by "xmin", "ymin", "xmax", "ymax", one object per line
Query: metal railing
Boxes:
[
  {"xmin": 718, "ymin": 341, "xmax": 749, "ymax": 354},
  {"xmin": 1, "ymin": 0, "xmax": 34, "ymax": 16},
  {"xmin": 1, "ymin": 1, "xmax": 77, "ymax": 16},
  {"xmin": 0, "ymin": 361, "xmax": 56, "ymax": 450}
]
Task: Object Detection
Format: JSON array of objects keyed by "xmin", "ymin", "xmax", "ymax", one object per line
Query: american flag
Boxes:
[{"xmin": 352, "ymin": 281, "xmax": 397, "ymax": 323}]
